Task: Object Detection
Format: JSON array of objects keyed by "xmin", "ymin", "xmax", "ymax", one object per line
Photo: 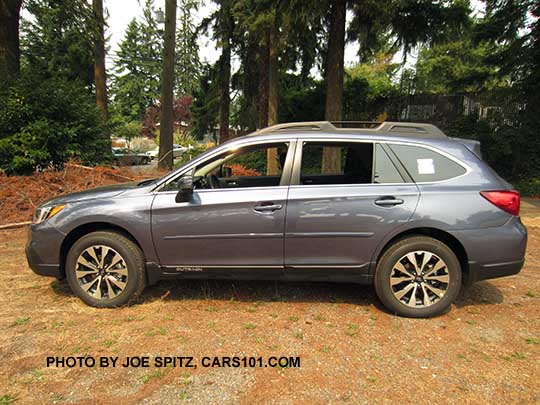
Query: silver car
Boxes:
[{"xmin": 26, "ymin": 122, "xmax": 527, "ymax": 317}]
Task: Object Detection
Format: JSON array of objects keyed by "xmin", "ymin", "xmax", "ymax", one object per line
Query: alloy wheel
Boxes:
[
  {"xmin": 389, "ymin": 250, "xmax": 450, "ymax": 308},
  {"xmin": 75, "ymin": 245, "xmax": 129, "ymax": 300}
]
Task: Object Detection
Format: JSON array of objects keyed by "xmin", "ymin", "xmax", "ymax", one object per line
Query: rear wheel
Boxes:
[
  {"xmin": 66, "ymin": 231, "xmax": 146, "ymax": 307},
  {"xmin": 374, "ymin": 236, "xmax": 461, "ymax": 318}
]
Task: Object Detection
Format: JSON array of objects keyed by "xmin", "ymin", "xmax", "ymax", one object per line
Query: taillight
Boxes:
[{"xmin": 480, "ymin": 190, "xmax": 520, "ymax": 216}]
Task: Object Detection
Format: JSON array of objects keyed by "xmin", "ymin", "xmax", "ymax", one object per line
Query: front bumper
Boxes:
[{"xmin": 25, "ymin": 224, "xmax": 65, "ymax": 279}]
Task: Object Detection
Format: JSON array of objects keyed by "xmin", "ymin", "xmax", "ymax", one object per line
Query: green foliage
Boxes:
[
  {"xmin": 415, "ymin": 39, "xmax": 502, "ymax": 93},
  {"xmin": 0, "ymin": 73, "xmax": 108, "ymax": 175},
  {"xmin": 21, "ymin": 0, "xmax": 96, "ymax": 87},
  {"xmin": 0, "ymin": 0, "xmax": 108, "ymax": 175},
  {"xmin": 114, "ymin": 121, "xmax": 142, "ymax": 143},
  {"xmin": 190, "ymin": 63, "xmax": 219, "ymax": 140},
  {"xmin": 175, "ymin": 0, "xmax": 202, "ymax": 96},
  {"xmin": 111, "ymin": 2, "xmax": 162, "ymax": 123}
]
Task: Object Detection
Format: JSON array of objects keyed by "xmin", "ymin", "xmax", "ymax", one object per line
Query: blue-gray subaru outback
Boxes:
[{"xmin": 26, "ymin": 121, "xmax": 527, "ymax": 317}]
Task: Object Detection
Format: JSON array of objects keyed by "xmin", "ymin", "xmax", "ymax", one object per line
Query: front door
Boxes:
[
  {"xmin": 284, "ymin": 140, "xmax": 419, "ymax": 279},
  {"xmin": 151, "ymin": 141, "xmax": 294, "ymax": 277}
]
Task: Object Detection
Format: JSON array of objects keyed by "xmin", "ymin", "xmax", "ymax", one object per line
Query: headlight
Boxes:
[{"xmin": 33, "ymin": 205, "xmax": 65, "ymax": 224}]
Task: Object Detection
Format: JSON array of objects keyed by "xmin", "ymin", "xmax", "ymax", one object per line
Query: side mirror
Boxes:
[{"xmin": 175, "ymin": 172, "xmax": 194, "ymax": 203}]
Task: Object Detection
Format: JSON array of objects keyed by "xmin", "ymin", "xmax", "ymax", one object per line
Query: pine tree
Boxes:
[
  {"xmin": 175, "ymin": 0, "xmax": 202, "ymax": 97},
  {"xmin": 111, "ymin": 0, "xmax": 162, "ymax": 122}
]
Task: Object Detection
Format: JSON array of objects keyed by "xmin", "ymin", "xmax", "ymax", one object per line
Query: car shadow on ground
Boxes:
[
  {"xmin": 455, "ymin": 281, "xmax": 504, "ymax": 308},
  {"xmin": 50, "ymin": 277, "xmax": 504, "ymax": 312}
]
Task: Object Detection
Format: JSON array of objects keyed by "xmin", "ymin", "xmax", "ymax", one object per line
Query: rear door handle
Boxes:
[
  {"xmin": 374, "ymin": 197, "xmax": 404, "ymax": 207},
  {"xmin": 253, "ymin": 203, "xmax": 283, "ymax": 213}
]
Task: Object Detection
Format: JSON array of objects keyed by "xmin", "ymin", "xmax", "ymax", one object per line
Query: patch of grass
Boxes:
[
  {"xmin": 245, "ymin": 322, "xmax": 256, "ymax": 330},
  {"xmin": 369, "ymin": 314, "xmax": 378, "ymax": 321},
  {"xmin": 525, "ymin": 337, "xmax": 540, "ymax": 345},
  {"xmin": 294, "ymin": 332, "xmax": 304, "ymax": 340},
  {"xmin": 205, "ymin": 306, "xmax": 218, "ymax": 312},
  {"xmin": 525, "ymin": 291, "xmax": 538, "ymax": 298},
  {"xmin": 103, "ymin": 339, "xmax": 115, "ymax": 348},
  {"xmin": 158, "ymin": 327, "xmax": 167, "ymax": 336},
  {"xmin": 245, "ymin": 307, "xmax": 257, "ymax": 313},
  {"xmin": 0, "ymin": 394, "xmax": 17, "ymax": 404},
  {"xmin": 464, "ymin": 320, "xmax": 476, "ymax": 325},
  {"xmin": 502, "ymin": 352, "xmax": 527, "ymax": 362},
  {"xmin": 288, "ymin": 316, "xmax": 299, "ymax": 322},
  {"xmin": 10, "ymin": 316, "xmax": 30, "ymax": 327},
  {"xmin": 345, "ymin": 323, "xmax": 359, "ymax": 337},
  {"xmin": 457, "ymin": 353, "xmax": 468, "ymax": 360},
  {"xmin": 163, "ymin": 315, "xmax": 174, "ymax": 321},
  {"xmin": 124, "ymin": 315, "xmax": 145, "ymax": 322},
  {"xmin": 32, "ymin": 368, "xmax": 43, "ymax": 381},
  {"xmin": 321, "ymin": 346, "xmax": 331, "ymax": 353},
  {"xmin": 141, "ymin": 370, "xmax": 166, "ymax": 384},
  {"xmin": 269, "ymin": 313, "xmax": 278, "ymax": 318},
  {"xmin": 207, "ymin": 321, "xmax": 216, "ymax": 329},
  {"xmin": 51, "ymin": 393, "xmax": 64, "ymax": 402},
  {"xmin": 366, "ymin": 376, "xmax": 377, "ymax": 384},
  {"xmin": 178, "ymin": 391, "xmax": 189, "ymax": 400},
  {"xmin": 314, "ymin": 314, "xmax": 326, "ymax": 321}
]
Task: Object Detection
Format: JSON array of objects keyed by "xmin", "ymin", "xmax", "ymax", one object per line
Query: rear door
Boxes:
[{"xmin": 284, "ymin": 140, "xmax": 420, "ymax": 279}]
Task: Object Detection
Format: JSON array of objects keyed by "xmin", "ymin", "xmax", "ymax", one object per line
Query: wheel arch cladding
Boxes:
[
  {"xmin": 375, "ymin": 227, "xmax": 469, "ymax": 284},
  {"xmin": 59, "ymin": 222, "xmax": 145, "ymax": 279}
]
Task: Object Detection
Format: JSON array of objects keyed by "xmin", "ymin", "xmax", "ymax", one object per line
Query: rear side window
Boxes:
[
  {"xmin": 299, "ymin": 142, "xmax": 404, "ymax": 185},
  {"xmin": 374, "ymin": 144, "xmax": 404, "ymax": 184},
  {"xmin": 389, "ymin": 144, "xmax": 466, "ymax": 182}
]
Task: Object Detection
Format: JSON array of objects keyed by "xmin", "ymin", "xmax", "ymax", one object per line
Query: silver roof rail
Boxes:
[{"xmin": 252, "ymin": 121, "xmax": 448, "ymax": 139}]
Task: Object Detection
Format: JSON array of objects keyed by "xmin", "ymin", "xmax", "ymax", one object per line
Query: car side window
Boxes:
[
  {"xmin": 163, "ymin": 142, "xmax": 289, "ymax": 191},
  {"xmin": 389, "ymin": 144, "xmax": 467, "ymax": 182},
  {"xmin": 374, "ymin": 144, "xmax": 404, "ymax": 184},
  {"xmin": 300, "ymin": 142, "xmax": 374, "ymax": 185}
]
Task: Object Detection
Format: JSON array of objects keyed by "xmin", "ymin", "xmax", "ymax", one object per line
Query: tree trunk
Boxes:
[
  {"xmin": 266, "ymin": 20, "xmax": 280, "ymax": 175},
  {"xmin": 158, "ymin": 0, "xmax": 177, "ymax": 171},
  {"xmin": 258, "ymin": 28, "xmax": 269, "ymax": 130},
  {"xmin": 93, "ymin": 0, "xmax": 108, "ymax": 123},
  {"xmin": 219, "ymin": 38, "xmax": 231, "ymax": 144},
  {"xmin": 323, "ymin": 0, "xmax": 346, "ymax": 174},
  {"xmin": 0, "ymin": 0, "xmax": 22, "ymax": 79}
]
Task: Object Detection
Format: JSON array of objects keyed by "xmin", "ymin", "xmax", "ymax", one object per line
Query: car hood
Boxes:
[{"xmin": 42, "ymin": 181, "xmax": 144, "ymax": 206}]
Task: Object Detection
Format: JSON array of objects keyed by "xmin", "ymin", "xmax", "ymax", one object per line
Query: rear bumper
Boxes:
[
  {"xmin": 468, "ymin": 259, "xmax": 524, "ymax": 283},
  {"xmin": 451, "ymin": 216, "xmax": 527, "ymax": 284}
]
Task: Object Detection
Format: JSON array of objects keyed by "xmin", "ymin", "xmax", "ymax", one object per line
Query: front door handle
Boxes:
[
  {"xmin": 253, "ymin": 203, "xmax": 283, "ymax": 213},
  {"xmin": 374, "ymin": 197, "xmax": 404, "ymax": 207}
]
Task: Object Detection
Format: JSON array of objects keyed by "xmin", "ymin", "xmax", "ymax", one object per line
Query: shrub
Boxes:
[{"xmin": 0, "ymin": 73, "xmax": 109, "ymax": 175}]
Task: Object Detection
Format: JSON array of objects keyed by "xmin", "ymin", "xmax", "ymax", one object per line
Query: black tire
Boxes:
[
  {"xmin": 374, "ymin": 236, "xmax": 461, "ymax": 318},
  {"xmin": 66, "ymin": 231, "xmax": 146, "ymax": 307}
]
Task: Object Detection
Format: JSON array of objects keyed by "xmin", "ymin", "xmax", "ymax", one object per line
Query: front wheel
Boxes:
[
  {"xmin": 374, "ymin": 236, "xmax": 462, "ymax": 318},
  {"xmin": 65, "ymin": 231, "xmax": 146, "ymax": 307}
]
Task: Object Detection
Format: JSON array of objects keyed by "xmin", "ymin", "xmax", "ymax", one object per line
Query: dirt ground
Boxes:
[{"xmin": 0, "ymin": 201, "xmax": 539, "ymax": 404}]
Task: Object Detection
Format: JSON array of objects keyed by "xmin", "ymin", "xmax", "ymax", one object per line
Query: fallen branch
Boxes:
[
  {"xmin": 65, "ymin": 163, "xmax": 135, "ymax": 182},
  {"xmin": 0, "ymin": 221, "xmax": 31, "ymax": 230}
]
